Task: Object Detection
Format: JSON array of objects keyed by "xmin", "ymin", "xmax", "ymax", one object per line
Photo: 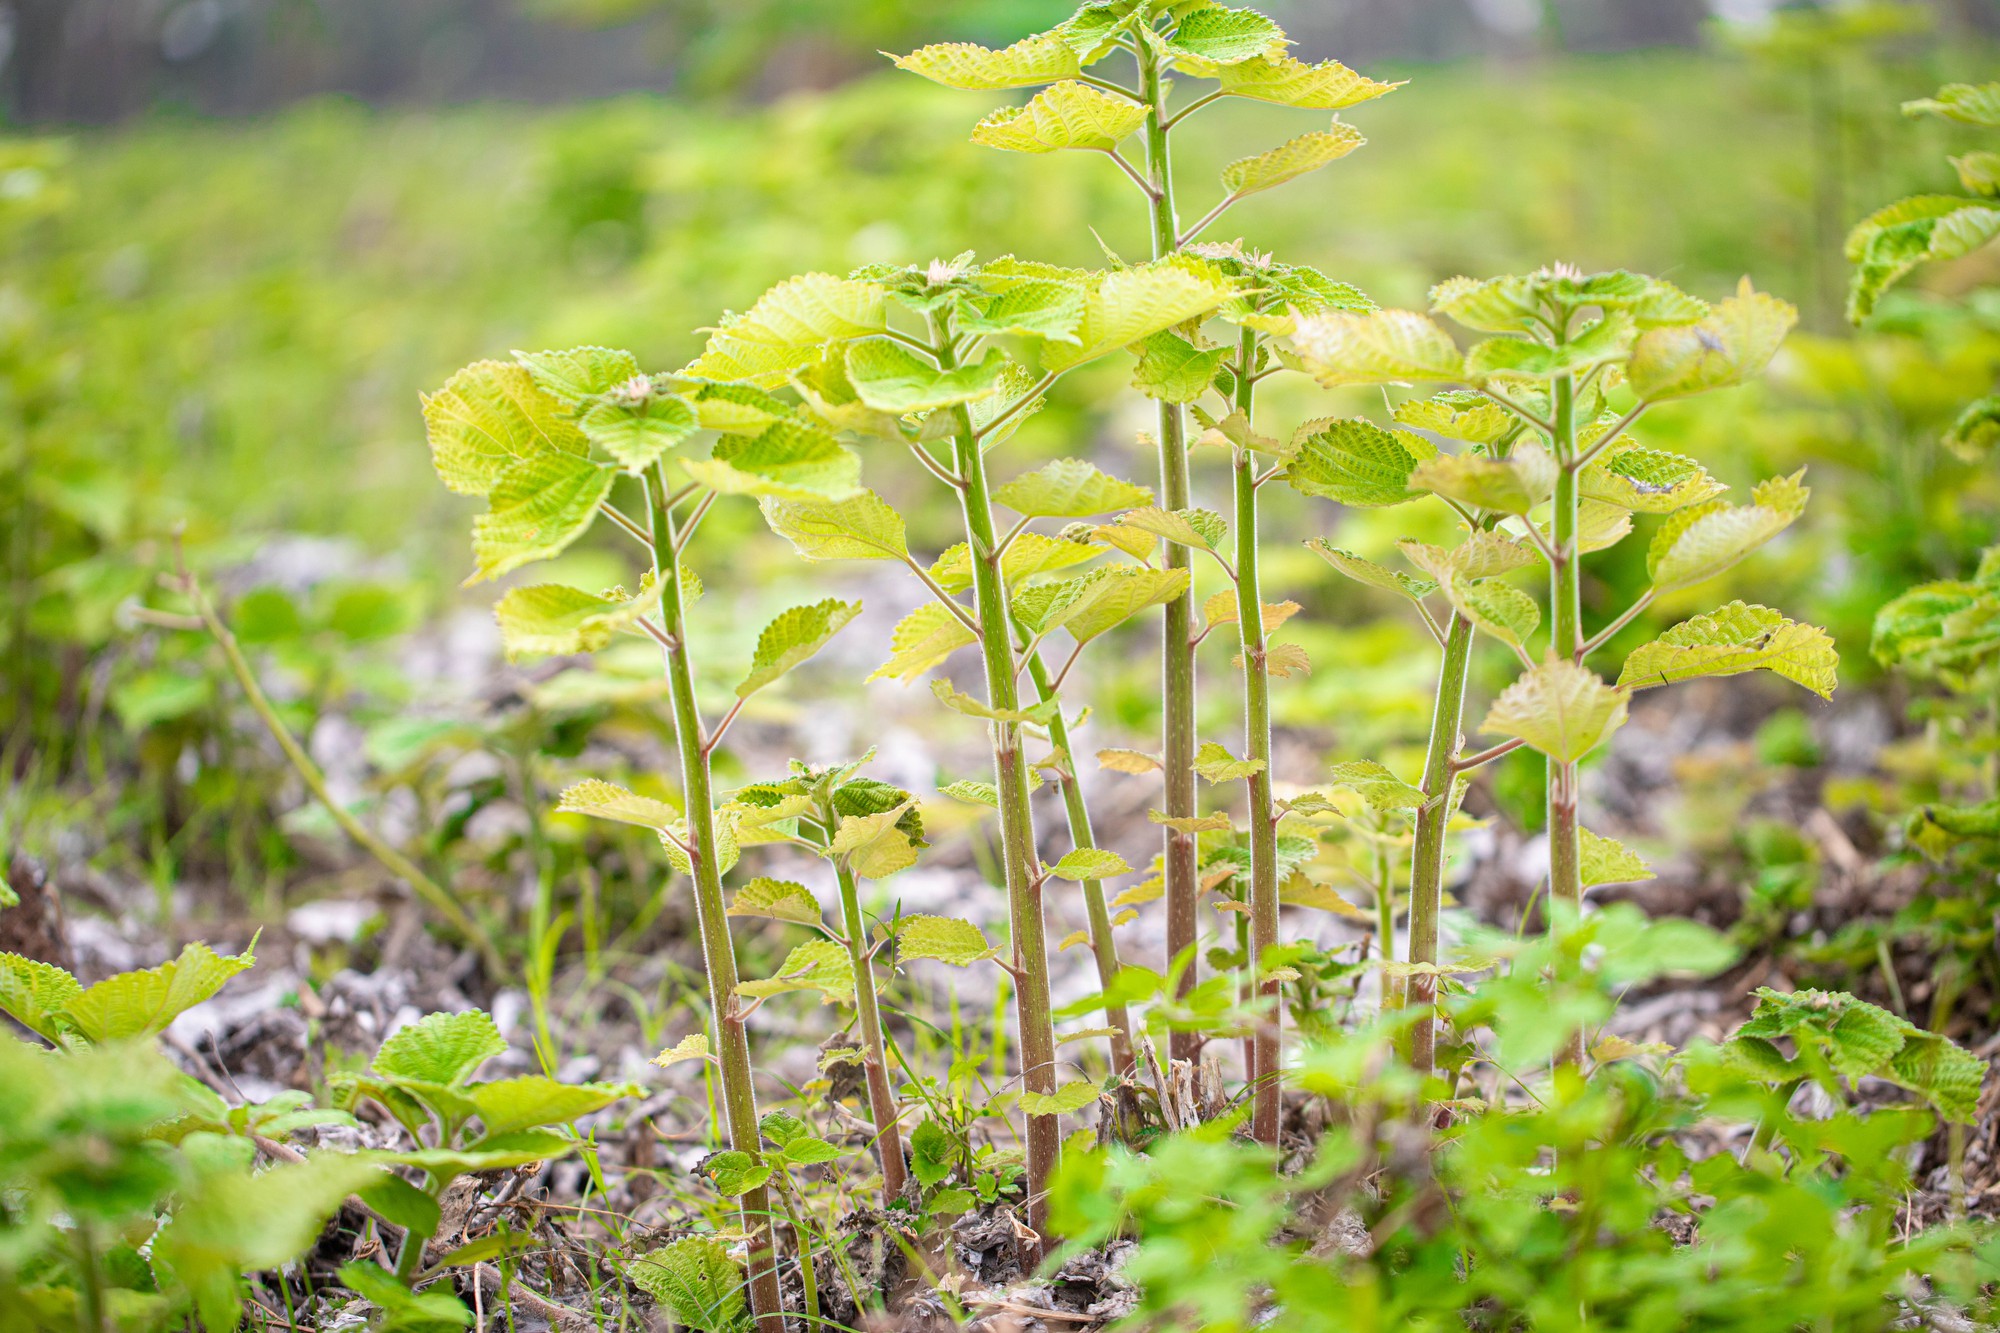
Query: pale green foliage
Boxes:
[
  {"xmin": 1872, "ymin": 550, "xmax": 2000, "ymax": 676},
  {"xmin": 1645, "ymin": 471, "xmax": 1808, "ymax": 592},
  {"xmin": 930, "ymin": 531, "xmax": 1100, "ymax": 592},
  {"xmin": 995, "ymin": 458, "xmax": 1152, "ymax": 517},
  {"xmin": 579, "ymin": 381, "xmax": 698, "ymax": 473},
  {"xmin": 1579, "ymin": 828, "xmax": 1653, "ymax": 888},
  {"xmin": 845, "ymin": 338, "xmax": 1011, "ymax": 412},
  {"xmin": 1392, "ymin": 391, "xmax": 1512, "ymax": 443},
  {"xmin": 469, "ymin": 450, "xmax": 614, "ymax": 583},
  {"xmin": 0, "ymin": 939, "xmax": 259, "ymax": 1045},
  {"xmin": 1625, "ymin": 280, "xmax": 1797, "ymax": 400},
  {"xmin": 683, "ymin": 274, "xmax": 888, "ymax": 385},
  {"xmin": 1482, "ymin": 657, "xmax": 1628, "ymax": 763},
  {"xmin": 1410, "ymin": 448, "xmax": 1550, "ymax": 515},
  {"xmin": 1038, "ymin": 261, "xmax": 1239, "ymax": 373},
  {"xmin": 1306, "ymin": 542, "xmax": 1436, "ymax": 603},
  {"xmin": 1112, "ymin": 505, "xmax": 1226, "ymax": 552},
  {"xmin": 760, "ymin": 491, "xmax": 910, "ymax": 562},
  {"xmin": 1019, "ymin": 1081, "xmax": 1103, "ymax": 1115},
  {"xmin": 1288, "ymin": 309, "xmax": 1464, "ymax": 385},
  {"xmin": 930, "ymin": 678, "xmax": 1060, "ymax": 724},
  {"xmin": 557, "ymin": 778, "xmax": 682, "ymax": 830},
  {"xmin": 422, "ymin": 360, "xmax": 587, "ymax": 497},
  {"xmin": 651, "ymin": 1033, "xmax": 713, "ymax": 1068},
  {"xmin": 1322, "ymin": 760, "xmax": 1426, "ymax": 810},
  {"xmin": 890, "ymin": 34, "xmax": 1082, "ymax": 90},
  {"xmin": 737, "ymin": 598, "xmax": 861, "ymax": 697},
  {"xmin": 679, "ymin": 419, "xmax": 863, "ymax": 501},
  {"xmin": 1131, "ymin": 330, "xmax": 1231, "ymax": 402},
  {"xmin": 515, "ymin": 345, "xmax": 641, "ymax": 404},
  {"xmin": 1143, "ymin": 5, "xmax": 1288, "ymax": 66},
  {"xmin": 871, "ymin": 603, "xmax": 978, "ymax": 682},
  {"xmin": 895, "ymin": 915, "xmax": 998, "ymax": 965},
  {"xmin": 1904, "ymin": 81, "xmax": 2000, "ymax": 126},
  {"xmin": 372, "ymin": 1009, "xmax": 507, "ymax": 1085},
  {"xmin": 827, "ymin": 798, "xmax": 922, "ymax": 879},
  {"xmin": 1220, "ymin": 121, "xmax": 1365, "ymax": 198},
  {"xmin": 493, "ymin": 577, "xmax": 661, "ymax": 660},
  {"xmin": 727, "ymin": 878, "xmax": 824, "ymax": 926},
  {"xmin": 1580, "ymin": 447, "xmax": 1725, "ymax": 513},
  {"xmin": 1046, "ymin": 848, "xmax": 1134, "ymax": 881},
  {"xmin": 971, "ymin": 81, "xmax": 1149, "ymax": 154},
  {"xmin": 630, "ymin": 1236, "xmax": 750, "ymax": 1333},
  {"xmin": 1283, "ymin": 418, "xmax": 1438, "ymax": 507},
  {"xmin": 1194, "ymin": 741, "xmax": 1266, "ymax": 782},
  {"xmin": 1848, "ymin": 84, "xmax": 2000, "ymax": 318},
  {"xmin": 740, "ymin": 938, "xmax": 855, "ymax": 1004},
  {"xmin": 1015, "ymin": 565, "xmax": 1190, "ymax": 643},
  {"xmin": 1619, "ymin": 601, "xmax": 1839, "ymax": 699}
]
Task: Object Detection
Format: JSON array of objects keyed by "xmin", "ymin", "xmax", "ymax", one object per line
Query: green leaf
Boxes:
[
  {"xmin": 680, "ymin": 420, "xmax": 862, "ymax": 501},
  {"xmin": 469, "ymin": 450, "xmax": 613, "ymax": 584},
  {"xmin": 650, "ymin": 1033, "xmax": 713, "ymax": 1069},
  {"xmin": 761, "ymin": 491, "xmax": 910, "ymax": 563},
  {"xmin": 845, "ymin": 339, "xmax": 1013, "ymax": 413},
  {"xmin": 995, "ymin": 458, "xmax": 1152, "ymax": 517},
  {"xmin": 579, "ymin": 384, "xmax": 698, "ymax": 473},
  {"xmin": 682, "ymin": 379, "xmax": 795, "ymax": 434},
  {"xmin": 1847, "ymin": 194, "xmax": 2000, "ymax": 319},
  {"xmin": 1481, "ymin": 657, "xmax": 1628, "ymax": 763},
  {"xmin": 727, "ymin": 878, "xmax": 822, "ymax": 926},
  {"xmin": 1398, "ymin": 530, "xmax": 1536, "ymax": 581},
  {"xmin": 1323, "ymin": 760, "xmax": 1426, "ymax": 810},
  {"xmin": 889, "ymin": 33, "xmax": 1082, "ymax": 89},
  {"xmin": 1943, "ymin": 394, "xmax": 2000, "ymax": 460},
  {"xmin": 62, "ymin": 939, "xmax": 259, "ymax": 1043},
  {"xmin": 970, "ymin": 80, "xmax": 1148, "ymax": 154},
  {"xmin": 1284, "ymin": 418, "xmax": 1438, "ymax": 507},
  {"xmin": 1289, "ymin": 309, "xmax": 1464, "ymax": 386},
  {"xmin": 870, "ymin": 603, "xmax": 978, "ymax": 683},
  {"xmin": 557, "ymin": 778, "xmax": 682, "ymax": 830},
  {"xmin": 783, "ymin": 1136, "xmax": 842, "ymax": 1166},
  {"xmin": 961, "ymin": 281, "xmax": 1087, "ymax": 345},
  {"xmin": 1645, "ymin": 471, "xmax": 1809, "ymax": 593},
  {"xmin": 1112, "ymin": 505, "xmax": 1224, "ymax": 552},
  {"xmin": 1019, "ymin": 1081, "xmax": 1102, "ymax": 1115},
  {"xmin": 493, "ymin": 577, "xmax": 662, "ymax": 661},
  {"xmin": 1618, "ymin": 601, "xmax": 1838, "ymax": 700},
  {"xmin": 470, "ymin": 1075, "xmax": 636, "ymax": 1137},
  {"xmin": 930, "ymin": 678, "xmax": 1061, "ymax": 726},
  {"xmin": 737, "ymin": 599, "xmax": 861, "ymax": 697},
  {"xmin": 373, "ymin": 1010, "xmax": 507, "ymax": 1086},
  {"xmin": 1182, "ymin": 52, "xmax": 1399, "ymax": 109},
  {"xmin": 1391, "ymin": 391, "xmax": 1512, "ymax": 444},
  {"xmin": 1018, "ymin": 565, "xmax": 1191, "ymax": 644},
  {"xmin": 1305, "ymin": 542, "xmax": 1437, "ymax": 603},
  {"xmin": 940, "ymin": 780, "xmax": 999, "ymax": 806},
  {"xmin": 829, "ymin": 798, "xmax": 923, "ymax": 880},
  {"xmin": 682, "ymin": 274, "xmax": 888, "ymax": 386},
  {"xmin": 1579, "ymin": 828, "xmax": 1653, "ymax": 888},
  {"xmin": 1626, "ymin": 279, "xmax": 1797, "ymax": 400},
  {"xmin": 1131, "ymin": 330, "xmax": 1230, "ymax": 403},
  {"xmin": 1428, "ymin": 274, "xmax": 1544, "ymax": 334},
  {"xmin": 630, "ymin": 1237, "xmax": 750, "ymax": 1333},
  {"xmin": 740, "ymin": 938, "xmax": 856, "ymax": 1005},
  {"xmin": 896, "ymin": 915, "xmax": 998, "ymax": 965},
  {"xmin": 1220, "ymin": 121, "xmax": 1364, "ymax": 198},
  {"xmin": 1045, "ymin": 848, "xmax": 1133, "ymax": 881},
  {"xmin": 931, "ymin": 532, "xmax": 1100, "ymax": 593},
  {"xmin": 422, "ymin": 360, "xmax": 587, "ymax": 498},
  {"xmin": 1903, "ymin": 81, "xmax": 2000, "ymax": 125},
  {"xmin": 1409, "ymin": 449, "xmax": 1550, "ymax": 515},
  {"xmin": 1580, "ymin": 447, "xmax": 1726, "ymax": 514},
  {"xmin": 0, "ymin": 953, "xmax": 82, "ymax": 1042},
  {"xmin": 514, "ymin": 345, "xmax": 640, "ymax": 405},
  {"xmin": 1037, "ymin": 260, "xmax": 1238, "ymax": 373},
  {"xmin": 1153, "ymin": 5, "xmax": 1287, "ymax": 64},
  {"xmin": 1194, "ymin": 741, "xmax": 1266, "ymax": 783},
  {"xmin": 1451, "ymin": 578, "xmax": 1541, "ymax": 651},
  {"xmin": 358, "ymin": 1173, "xmax": 443, "ymax": 1236},
  {"xmin": 340, "ymin": 1262, "xmax": 472, "ymax": 1331},
  {"xmin": 1873, "ymin": 578, "xmax": 2000, "ymax": 675}
]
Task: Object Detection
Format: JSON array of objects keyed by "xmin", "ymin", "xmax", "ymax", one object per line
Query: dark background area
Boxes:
[{"xmin": 13, "ymin": 0, "xmax": 2000, "ymax": 124}]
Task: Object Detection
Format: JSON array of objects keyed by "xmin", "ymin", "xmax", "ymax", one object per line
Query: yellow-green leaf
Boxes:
[
  {"xmin": 1220, "ymin": 120, "xmax": 1364, "ymax": 198},
  {"xmin": 423, "ymin": 360, "xmax": 587, "ymax": 498},
  {"xmin": 1284, "ymin": 418, "xmax": 1438, "ymax": 507},
  {"xmin": 1290, "ymin": 309, "xmax": 1464, "ymax": 386},
  {"xmin": 1481, "ymin": 657, "xmax": 1628, "ymax": 763},
  {"xmin": 870, "ymin": 603, "xmax": 978, "ymax": 683},
  {"xmin": 1045, "ymin": 848, "xmax": 1132, "ymax": 881},
  {"xmin": 650, "ymin": 1034, "xmax": 712, "ymax": 1069},
  {"xmin": 683, "ymin": 274, "xmax": 889, "ymax": 386},
  {"xmin": 1645, "ymin": 471, "xmax": 1808, "ymax": 593},
  {"xmin": 995, "ymin": 458, "xmax": 1152, "ymax": 517},
  {"xmin": 1194, "ymin": 741, "xmax": 1265, "ymax": 783},
  {"xmin": 469, "ymin": 451, "xmax": 612, "ymax": 584},
  {"xmin": 738, "ymin": 598, "xmax": 862, "ymax": 697},
  {"xmin": 1626, "ymin": 279, "xmax": 1797, "ymax": 401},
  {"xmin": 558, "ymin": 779, "xmax": 682, "ymax": 830},
  {"xmin": 970, "ymin": 80, "xmax": 1148, "ymax": 154},
  {"xmin": 761, "ymin": 491, "xmax": 909, "ymax": 563},
  {"xmin": 727, "ymin": 878, "xmax": 824, "ymax": 926},
  {"xmin": 895, "ymin": 915, "xmax": 997, "ymax": 965},
  {"xmin": 1618, "ymin": 601, "xmax": 1838, "ymax": 701},
  {"xmin": 889, "ymin": 33, "xmax": 1081, "ymax": 89},
  {"xmin": 493, "ymin": 577, "xmax": 661, "ymax": 660},
  {"xmin": 1579, "ymin": 828, "xmax": 1653, "ymax": 889}
]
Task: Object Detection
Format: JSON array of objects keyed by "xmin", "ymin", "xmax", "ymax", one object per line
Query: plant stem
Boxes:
[
  {"xmin": 1020, "ymin": 641, "xmax": 1136, "ymax": 1077},
  {"xmin": 180, "ymin": 569, "xmax": 499, "ymax": 974},
  {"xmin": 1139, "ymin": 34, "xmax": 1202, "ymax": 1064},
  {"xmin": 930, "ymin": 316, "xmax": 1060, "ymax": 1253},
  {"xmin": 1229, "ymin": 326, "xmax": 1281, "ymax": 1148},
  {"xmin": 1546, "ymin": 369, "xmax": 1587, "ymax": 1070},
  {"xmin": 1408, "ymin": 612, "xmax": 1474, "ymax": 1075},
  {"xmin": 832, "ymin": 854, "xmax": 907, "ymax": 1202},
  {"xmin": 645, "ymin": 464, "xmax": 787, "ymax": 1333}
]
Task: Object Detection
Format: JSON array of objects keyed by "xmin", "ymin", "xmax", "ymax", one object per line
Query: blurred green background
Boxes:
[{"xmin": 7, "ymin": 0, "xmax": 2000, "ymax": 928}]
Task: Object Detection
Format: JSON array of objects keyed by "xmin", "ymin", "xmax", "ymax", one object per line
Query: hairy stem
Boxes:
[
  {"xmin": 1546, "ymin": 370, "xmax": 1587, "ymax": 1070},
  {"xmin": 1230, "ymin": 326, "xmax": 1281, "ymax": 1147},
  {"xmin": 1139, "ymin": 34, "xmax": 1201, "ymax": 1064},
  {"xmin": 832, "ymin": 854, "xmax": 907, "ymax": 1202},
  {"xmin": 1408, "ymin": 611, "xmax": 1474, "ymax": 1075},
  {"xmin": 1022, "ymin": 643, "xmax": 1137, "ymax": 1077},
  {"xmin": 646, "ymin": 464, "xmax": 787, "ymax": 1333},
  {"xmin": 931, "ymin": 317, "xmax": 1060, "ymax": 1251}
]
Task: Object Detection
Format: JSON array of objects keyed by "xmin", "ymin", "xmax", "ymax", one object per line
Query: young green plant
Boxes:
[
  {"xmin": 1287, "ymin": 270, "xmax": 1835, "ymax": 1067},
  {"xmin": 424, "ymin": 345, "xmax": 870, "ymax": 1331},
  {"xmin": 893, "ymin": 0, "xmax": 1397, "ymax": 1063}
]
